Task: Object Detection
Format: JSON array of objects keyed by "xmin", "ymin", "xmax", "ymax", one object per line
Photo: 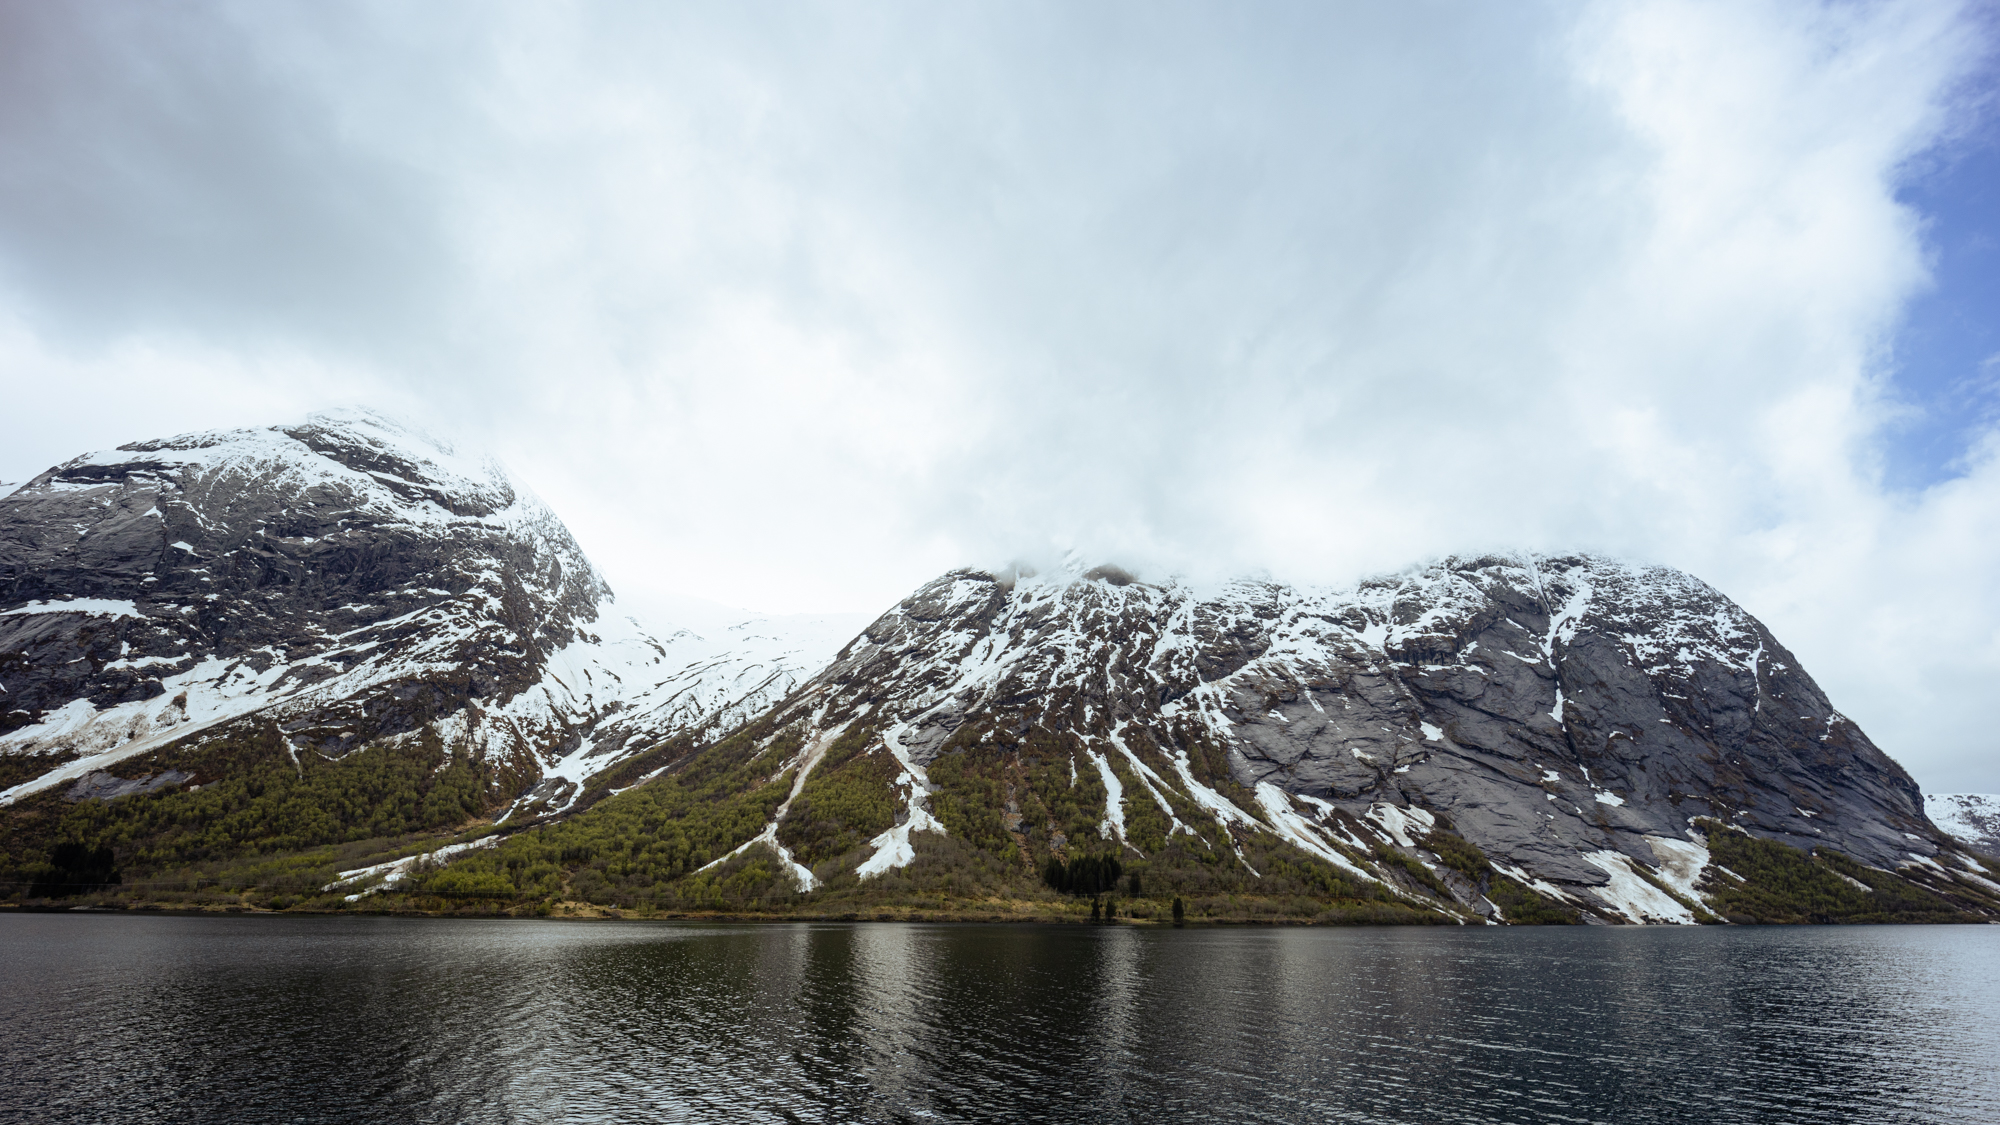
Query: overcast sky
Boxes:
[{"xmin": 1, "ymin": 0, "xmax": 1997, "ymax": 792}]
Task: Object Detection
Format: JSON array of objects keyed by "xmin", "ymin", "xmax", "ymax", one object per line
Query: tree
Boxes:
[
  {"xmin": 1043, "ymin": 853, "xmax": 1124, "ymax": 896},
  {"xmin": 1090, "ymin": 895, "xmax": 1101, "ymax": 923},
  {"xmin": 1172, "ymin": 896, "xmax": 1185, "ymax": 925},
  {"xmin": 32, "ymin": 843, "xmax": 120, "ymax": 898}
]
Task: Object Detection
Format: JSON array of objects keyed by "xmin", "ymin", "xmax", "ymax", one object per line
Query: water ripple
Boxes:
[{"xmin": 1, "ymin": 917, "xmax": 1995, "ymax": 1123}]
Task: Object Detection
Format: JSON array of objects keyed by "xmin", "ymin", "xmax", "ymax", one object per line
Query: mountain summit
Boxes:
[
  {"xmin": 2, "ymin": 415, "xmax": 1993, "ymax": 924},
  {"xmin": 0, "ymin": 411, "xmax": 841, "ymax": 821}
]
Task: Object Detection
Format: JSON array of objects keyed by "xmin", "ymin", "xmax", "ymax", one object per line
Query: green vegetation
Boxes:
[
  {"xmin": 1371, "ymin": 842, "xmax": 1453, "ymax": 899},
  {"xmin": 928, "ymin": 720, "xmax": 1112, "ymax": 866},
  {"xmin": 774, "ymin": 725, "xmax": 893, "ymax": 865},
  {"xmin": 1485, "ymin": 878, "xmax": 1582, "ymax": 925},
  {"xmin": 407, "ymin": 715, "xmax": 808, "ymax": 910},
  {"xmin": 23, "ymin": 708, "xmax": 1990, "ymax": 929},
  {"xmin": 0, "ymin": 721, "xmax": 498, "ymax": 905},
  {"xmin": 0, "ymin": 712, "xmax": 1566, "ymax": 924},
  {"xmin": 1695, "ymin": 818, "xmax": 1971, "ymax": 924}
]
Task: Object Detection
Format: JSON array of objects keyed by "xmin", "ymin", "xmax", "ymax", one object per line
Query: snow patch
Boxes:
[
  {"xmin": 1, "ymin": 598, "xmax": 144, "ymax": 619},
  {"xmin": 1088, "ymin": 750, "xmax": 1127, "ymax": 846},
  {"xmin": 1365, "ymin": 803, "xmax": 1435, "ymax": 848},
  {"xmin": 1252, "ymin": 782, "xmax": 1379, "ymax": 882},
  {"xmin": 1926, "ymin": 793, "xmax": 2000, "ymax": 849},
  {"xmin": 854, "ymin": 721, "xmax": 948, "ymax": 880},
  {"xmin": 325, "ymin": 835, "xmax": 500, "ymax": 900},
  {"xmin": 1645, "ymin": 835, "xmax": 1709, "ymax": 901},
  {"xmin": 1582, "ymin": 850, "xmax": 1696, "ymax": 924}
]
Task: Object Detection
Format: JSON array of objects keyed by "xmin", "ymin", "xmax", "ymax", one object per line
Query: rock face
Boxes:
[
  {"xmin": 1927, "ymin": 795, "xmax": 2000, "ymax": 855},
  {"xmin": 6, "ymin": 413, "xmax": 1985, "ymax": 923},
  {"xmin": 0, "ymin": 411, "xmax": 842, "ymax": 813},
  {"xmin": 726, "ymin": 556, "xmax": 1976, "ymax": 923}
]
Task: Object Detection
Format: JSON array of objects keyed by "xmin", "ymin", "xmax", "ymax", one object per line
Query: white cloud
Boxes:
[{"xmin": 0, "ymin": 0, "xmax": 1994, "ymax": 789}]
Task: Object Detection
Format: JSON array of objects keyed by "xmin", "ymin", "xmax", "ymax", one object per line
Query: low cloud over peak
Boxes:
[{"xmin": 0, "ymin": 0, "xmax": 1996, "ymax": 791}]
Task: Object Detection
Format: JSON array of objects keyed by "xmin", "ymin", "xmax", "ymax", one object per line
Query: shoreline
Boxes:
[{"xmin": 5, "ymin": 900, "xmax": 1993, "ymax": 926}]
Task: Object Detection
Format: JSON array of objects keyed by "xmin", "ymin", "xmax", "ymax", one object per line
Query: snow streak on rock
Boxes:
[
  {"xmin": 705, "ymin": 552, "xmax": 1958, "ymax": 922},
  {"xmin": 0, "ymin": 410, "xmax": 851, "ymax": 810}
]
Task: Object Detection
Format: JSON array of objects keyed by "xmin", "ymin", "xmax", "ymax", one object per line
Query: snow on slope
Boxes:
[
  {"xmin": 0, "ymin": 410, "xmax": 865, "ymax": 809},
  {"xmin": 0, "ymin": 596, "xmax": 858, "ymax": 808},
  {"xmin": 497, "ymin": 607, "xmax": 868, "ymax": 816},
  {"xmin": 1927, "ymin": 794, "xmax": 2000, "ymax": 854},
  {"xmin": 708, "ymin": 551, "xmax": 1946, "ymax": 923}
]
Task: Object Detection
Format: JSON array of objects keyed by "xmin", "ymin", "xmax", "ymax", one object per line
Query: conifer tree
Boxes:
[{"xmin": 1172, "ymin": 896, "xmax": 1185, "ymax": 925}]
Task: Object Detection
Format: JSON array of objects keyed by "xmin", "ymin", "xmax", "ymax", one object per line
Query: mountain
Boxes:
[
  {"xmin": 4, "ymin": 413, "xmax": 1993, "ymax": 924},
  {"xmin": 415, "ymin": 556, "xmax": 2000, "ymax": 925},
  {"xmin": 1927, "ymin": 794, "xmax": 2000, "ymax": 855},
  {"xmin": 0, "ymin": 411, "xmax": 852, "ymax": 875}
]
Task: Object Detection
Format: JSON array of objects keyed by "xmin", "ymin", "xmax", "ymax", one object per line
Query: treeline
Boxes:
[
  {"xmin": 1695, "ymin": 818, "xmax": 1981, "ymax": 924},
  {"xmin": 27, "ymin": 843, "xmax": 119, "ymax": 898},
  {"xmin": 1042, "ymin": 853, "xmax": 1124, "ymax": 896},
  {"xmin": 3, "ymin": 723, "xmax": 494, "ymax": 897},
  {"xmin": 367, "ymin": 721, "xmax": 1518, "ymax": 923},
  {"xmin": 5, "ymin": 706, "xmax": 1618, "ymax": 927}
]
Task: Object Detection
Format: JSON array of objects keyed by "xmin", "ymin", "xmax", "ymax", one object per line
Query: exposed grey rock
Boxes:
[
  {"xmin": 65, "ymin": 769, "xmax": 191, "ymax": 802},
  {"xmin": 0, "ymin": 410, "xmax": 844, "ymax": 811},
  {"xmin": 761, "ymin": 554, "xmax": 1957, "ymax": 910}
]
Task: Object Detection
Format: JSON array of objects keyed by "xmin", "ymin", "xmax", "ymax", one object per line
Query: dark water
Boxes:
[{"xmin": 1, "ymin": 916, "xmax": 1995, "ymax": 1123}]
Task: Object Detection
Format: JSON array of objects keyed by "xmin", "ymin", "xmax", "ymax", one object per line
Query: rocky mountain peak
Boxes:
[
  {"xmin": 718, "ymin": 551, "xmax": 1971, "ymax": 923},
  {"xmin": 0, "ymin": 412, "xmax": 841, "ymax": 818},
  {"xmin": 4, "ymin": 418, "xmax": 1989, "ymax": 925}
]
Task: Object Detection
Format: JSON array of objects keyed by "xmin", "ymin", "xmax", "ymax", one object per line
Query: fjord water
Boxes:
[{"xmin": 2, "ymin": 917, "xmax": 1994, "ymax": 1123}]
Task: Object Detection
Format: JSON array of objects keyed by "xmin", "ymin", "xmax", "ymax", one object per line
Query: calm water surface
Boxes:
[{"xmin": 1, "ymin": 914, "xmax": 1994, "ymax": 1123}]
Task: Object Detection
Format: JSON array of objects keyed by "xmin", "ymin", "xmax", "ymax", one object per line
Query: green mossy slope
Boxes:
[{"xmin": 1695, "ymin": 818, "xmax": 1995, "ymax": 923}]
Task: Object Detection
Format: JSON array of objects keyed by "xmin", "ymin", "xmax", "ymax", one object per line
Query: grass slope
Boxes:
[{"xmin": 12, "ymin": 720, "xmax": 1987, "ymax": 929}]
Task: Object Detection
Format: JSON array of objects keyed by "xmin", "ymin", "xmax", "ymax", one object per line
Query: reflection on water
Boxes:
[{"xmin": 1, "ymin": 915, "xmax": 1994, "ymax": 1123}]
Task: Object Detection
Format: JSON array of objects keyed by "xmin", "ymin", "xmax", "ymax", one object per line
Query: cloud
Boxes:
[
  {"xmin": 0, "ymin": 0, "xmax": 1995, "ymax": 789},
  {"xmin": 0, "ymin": 0, "xmax": 447, "ymax": 352}
]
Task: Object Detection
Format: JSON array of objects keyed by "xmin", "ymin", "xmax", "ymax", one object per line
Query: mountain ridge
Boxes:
[
  {"xmin": 0, "ymin": 410, "xmax": 849, "ymax": 820},
  {"xmin": 619, "ymin": 553, "xmax": 1980, "ymax": 924},
  {"xmin": 2, "ymin": 414, "xmax": 1993, "ymax": 925}
]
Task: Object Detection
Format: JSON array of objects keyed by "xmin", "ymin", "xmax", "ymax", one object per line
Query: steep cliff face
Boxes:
[
  {"xmin": 691, "ymin": 556, "xmax": 1990, "ymax": 923},
  {"xmin": 0, "ymin": 411, "xmax": 834, "ymax": 814}
]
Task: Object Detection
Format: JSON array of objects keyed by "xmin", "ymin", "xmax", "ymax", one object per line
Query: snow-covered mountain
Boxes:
[
  {"xmin": 5, "ymin": 413, "xmax": 1991, "ymax": 925},
  {"xmin": 1927, "ymin": 794, "xmax": 2000, "ymax": 856},
  {"xmin": 695, "ymin": 555, "xmax": 1994, "ymax": 923},
  {"xmin": 0, "ymin": 410, "xmax": 854, "ymax": 813}
]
